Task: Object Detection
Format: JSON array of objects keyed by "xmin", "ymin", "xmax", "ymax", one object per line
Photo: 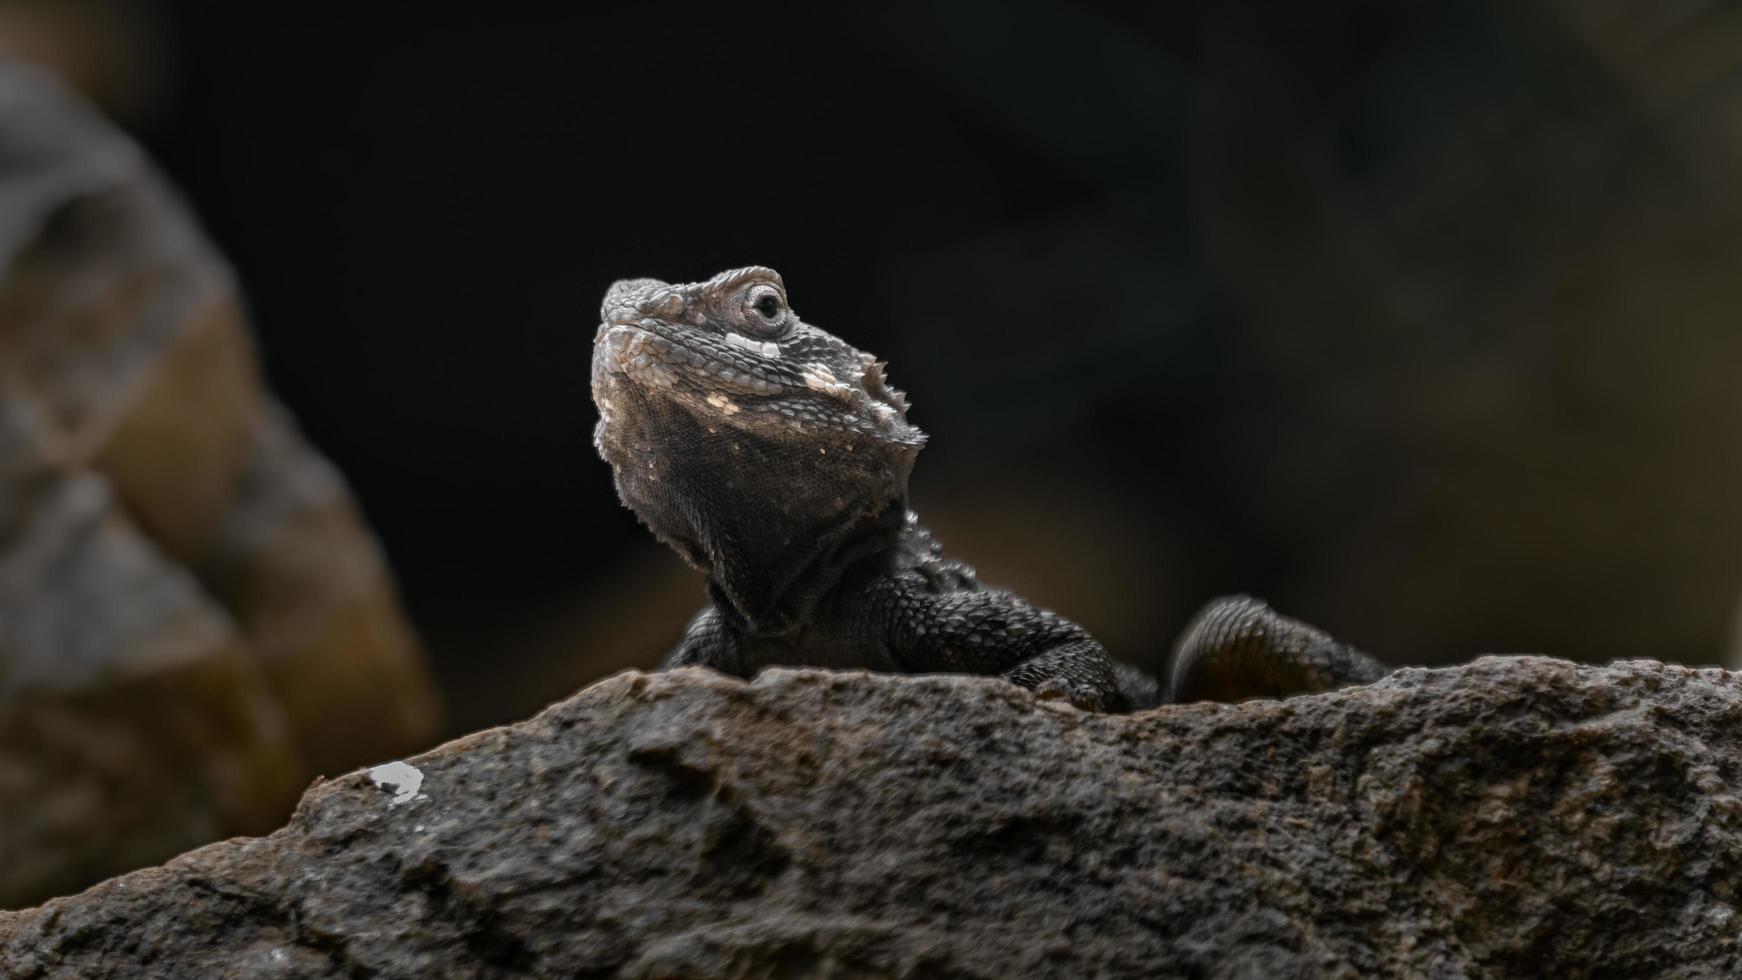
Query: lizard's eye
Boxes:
[{"xmin": 744, "ymin": 285, "xmax": 789, "ymax": 334}]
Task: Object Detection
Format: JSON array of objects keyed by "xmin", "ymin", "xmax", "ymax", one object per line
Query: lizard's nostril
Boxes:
[
  {"xmin": 603, "ymin": 326, "xmax": 633, "ymax": 355},
  {"xmin": 601, "ymin": 277, "xmax": 669, "ymax": 321}
]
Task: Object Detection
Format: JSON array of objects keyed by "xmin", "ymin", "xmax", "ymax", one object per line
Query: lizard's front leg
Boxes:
[
  {"xmin": 870, "ymin": 579, "xmax": 1124, "ymax": 711},
  {"xmin": 660, "ymin": 605, "xmax": 748, "ymax": 677},
  {"xmin": 1170, "ymin": 595, "xmax": 1389, "ymax": 702}
]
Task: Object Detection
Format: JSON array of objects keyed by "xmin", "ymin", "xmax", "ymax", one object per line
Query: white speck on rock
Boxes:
[{"xmin": 369, "ymin": 761, "xmax": 425, "ymax": 807}]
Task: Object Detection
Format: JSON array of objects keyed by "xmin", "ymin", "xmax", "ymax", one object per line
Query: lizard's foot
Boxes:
[
  {"xmin": 1111, "ymin": 659, "xmax": 1164, "ymax": 711},
  {"xmin": 1028, "ymin": 676, "xmax": 1110, "ymax": 712},
  {"xmin": 1002, "ymin": 641, "xmax": 1122, "ymax": 712},
  {"xmin": 1170, "ymin": 595, "xmax": 1389, "ymax": 703}
]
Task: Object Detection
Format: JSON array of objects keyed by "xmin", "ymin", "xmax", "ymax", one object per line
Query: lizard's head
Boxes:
[
  {"xmin": 592, "ymin": 266, "xmax": 925, "ymax": 632},
  {"xmin": 592, "ymin": 266, "xmax": 922, "ymax": 449}
]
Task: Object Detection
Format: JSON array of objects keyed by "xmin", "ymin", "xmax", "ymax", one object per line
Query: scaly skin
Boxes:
[{"xmin": 592, "ymin": 266, "xmax": 1386, "ymax": 709}]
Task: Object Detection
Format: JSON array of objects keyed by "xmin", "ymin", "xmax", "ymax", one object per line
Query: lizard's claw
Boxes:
[{"xmin": 1028, "ymin": 676, "xmax": 1110, "ymax": 712}]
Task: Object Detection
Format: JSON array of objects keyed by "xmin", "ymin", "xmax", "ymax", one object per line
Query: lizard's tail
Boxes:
[{"xmin": 1170, "ymin": 595, "xmax": 1390, "ymax": 703}]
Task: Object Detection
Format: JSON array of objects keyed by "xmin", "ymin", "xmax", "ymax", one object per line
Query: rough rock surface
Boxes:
[
  {"xmin": 3, "ymin": 658, "xmax": 1739, "ymax": 978},
  {"xmin": 0, "ymin": 58, "xmax": 438, "ymax": 907}
]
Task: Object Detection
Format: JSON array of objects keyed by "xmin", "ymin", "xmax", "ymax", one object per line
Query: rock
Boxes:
[
  {"xmin": 0, "ymin": 57, "xmax": 438, "ymax": 907},
  {"xmin": 0, "ymin": 474, "xmax": 303, "ymax": 909},
  {"xmin": 3, "ymin": 659, "xmax": 1739, "ymax": 977},
  {"xmin": 200, "ymin": 403, "xmax": 437, "ymax": 774}
]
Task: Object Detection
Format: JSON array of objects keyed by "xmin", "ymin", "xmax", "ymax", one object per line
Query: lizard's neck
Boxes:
[
  {"xmin": 599, "ymin": 387, "xmax": 919, "ymax": 636},
  {"xmin": 705, "ymin": 496, "xmax": 908, "ymax": 637}
]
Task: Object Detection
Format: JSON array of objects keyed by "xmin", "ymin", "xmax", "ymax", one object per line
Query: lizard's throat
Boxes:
[
  {"xmin": 596, "ymin": 386, "xmax": 919, "ymax": 634},
  {"xmin": 703, "ymin": 495, "xmax": 909, "ymax": 637}
]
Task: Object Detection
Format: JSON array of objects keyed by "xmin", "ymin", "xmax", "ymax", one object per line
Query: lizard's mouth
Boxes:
[
  {"xmin": 592, "ymin": 320, "xmax": 924, "ymax": 446},
  {"xmin": 596, "ymin": 321, "xmax": 793, "ymax": 399}
]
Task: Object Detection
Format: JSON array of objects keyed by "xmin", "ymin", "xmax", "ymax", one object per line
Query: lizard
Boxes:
[{"xmin": 591, "ymin": 266, "xmax": 1389, "ymax": 710}]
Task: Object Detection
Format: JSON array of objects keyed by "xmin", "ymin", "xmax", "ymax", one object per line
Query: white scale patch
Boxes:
[
  {"xmin": 725, "ymin": 332, "xmax": 781, "ymax": 358},
  {"xmin": 801, "ymin": 363, "xmax": 857, "ymax": 403},
  {"xmin": 705, "ymin": 393, "xmax": 741, "ymax": 415}
]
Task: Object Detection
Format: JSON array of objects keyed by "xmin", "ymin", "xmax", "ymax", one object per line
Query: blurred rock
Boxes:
[
  {"xmin": 0, "ymin": 58, "xmax": 438, "ymax": 906},
  {"xmin": 0, "ymin": 473, "xmax": 300, "ymax": 908},
  {"xmin": 204, "ymin": 404, "xmax": 436, "ymax": 772},
  {"xmin": 3, "ymin": 659, "xmax": 1739, "ymax": 976},
  {"xmin": 1181, "ymin": 4, "xmax": 1742, "ymax": 668},
  {"xmin": 839, "ymin": 4, "xmax": 1742, "ymax": 678},
  {"xmin": 0, "ymin": 1, "xmax": 168, "ymax": 127}
]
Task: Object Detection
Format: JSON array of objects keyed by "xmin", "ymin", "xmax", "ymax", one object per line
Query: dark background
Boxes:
[{"xmin": 27, "ymin": 1, "xmax": 1742, "ymax": 733}]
